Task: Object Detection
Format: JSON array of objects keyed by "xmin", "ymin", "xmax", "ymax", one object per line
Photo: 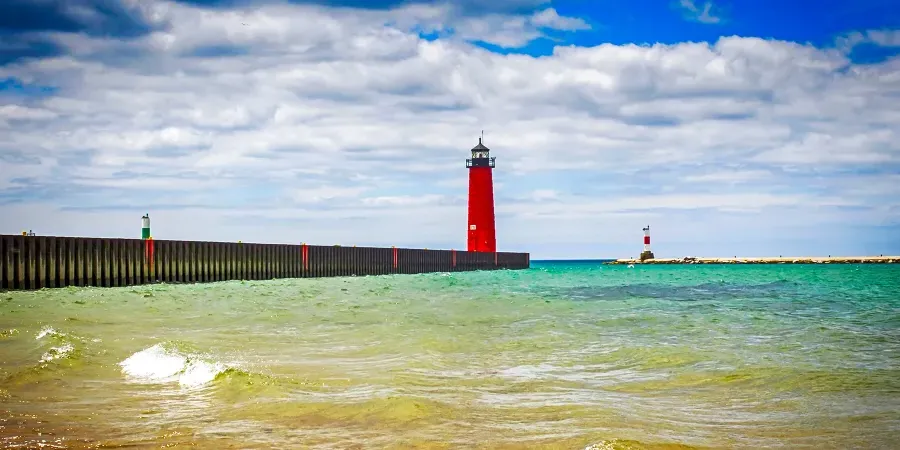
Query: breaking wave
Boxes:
[
  {"xmin": 119, "ymin": 343, "xmax": 230, "ymax": 388},
  {"xmin": 34, "ymin": 325, "xmax": 80, "ymax": 365},
  {"xmin": 40, "ymin": 343, "xmax": 75, "ymax": 363},
  {"xmin": 36, "ymin": 325, "xmax": 65, "ymax": 340},
  {"xmin": 583, "ymin": 439, "xmax": 700, "ymax": 450}
]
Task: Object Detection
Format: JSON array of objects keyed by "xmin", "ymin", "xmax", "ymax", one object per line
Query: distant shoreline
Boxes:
[{"xmin": 607, "ymin": 256, "xmax": 899, "ymax": 265}]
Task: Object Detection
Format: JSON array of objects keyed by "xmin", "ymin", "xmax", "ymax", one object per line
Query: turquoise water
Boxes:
[{"xmin": 1, "ymin": 261, "xmax": 898, "ymax": 449}]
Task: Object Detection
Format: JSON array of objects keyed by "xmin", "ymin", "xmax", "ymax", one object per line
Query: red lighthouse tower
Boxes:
[{"xmin": 466, "ymin": 136, "xmax": 497, "ymax": 253}]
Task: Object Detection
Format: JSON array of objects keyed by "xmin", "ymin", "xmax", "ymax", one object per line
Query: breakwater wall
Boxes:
[
  {"xmin": 608, "ymin": 256, "xmax": 898, "ymax": 265},
  {"xmin": 0, "ymin": 234, "xmax": 530, "ymax": 291}
]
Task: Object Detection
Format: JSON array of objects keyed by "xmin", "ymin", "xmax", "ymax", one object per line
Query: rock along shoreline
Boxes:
[{"xmin": 606, "ymin": 256, "xmax": 899, "ymax": 265}]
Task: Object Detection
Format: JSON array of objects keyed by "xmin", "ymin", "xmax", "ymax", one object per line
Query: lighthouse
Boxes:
[
  {"xmin": 466, "ymin": 136, "xmax": 497, "ymax": 253},
  {"xmin": 141, "ymin": 214, "xmax": 151, "ymax": 240},
  {"xmin": 640, "ymin": 225, "xmax": 655, "ymax": 261}
]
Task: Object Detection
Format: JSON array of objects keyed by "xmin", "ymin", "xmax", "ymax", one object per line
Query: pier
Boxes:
[
  {"xmin": 607, "ymin": 256, "xmax": 898, "ymax": 265},
  {"xmin": 0, "ymin": 234, "xmax": 530, "ymax": 291}
]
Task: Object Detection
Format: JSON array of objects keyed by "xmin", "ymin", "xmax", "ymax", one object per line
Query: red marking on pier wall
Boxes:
[
  {"xmin": 145, "ymin": 238, "xmax": 154, "ymax": 277},
  {"xmin": 393, "ymin": 247, "xmax": 398, "ymax": 269},
  {"xmin": 301, "ymin": 244, "xmax": 308, "ymax": 270}
]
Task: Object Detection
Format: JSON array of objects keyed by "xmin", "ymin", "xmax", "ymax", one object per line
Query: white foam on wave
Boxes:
[
  {"xmin": 584, "ymin": 442, "xmax": 618, "ymax": 450},
  {"xmin": 40, "ymin": 343, "xmax": 74, "ymax": 363},
  {"xmin": 180, "ymin": 360, "xmax": 227, "ymax": 387},
  {"xmin": 497, "ymin": 363, "xmax": 560, "ymax": 381},
  {"xmin": 120, "ymin": 344, "xmax": 186, "ymax": 379},
  {"xmin": 35, "ymin": 325, "xmax": 63, "ymax": 340},
  {"xmin": 119, "ymin": 343, "xmax": 227, "ymax": 388}
]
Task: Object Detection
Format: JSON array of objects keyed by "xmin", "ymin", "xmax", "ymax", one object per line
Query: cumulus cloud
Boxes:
[{"xmin": 0, "ymin": 0, "xmax": 898, "ymax": 258}]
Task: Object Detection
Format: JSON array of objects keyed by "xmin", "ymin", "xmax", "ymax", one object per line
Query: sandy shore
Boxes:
[{"xmin": 608, "ymin": 256, "xmax": 900, "ymax": 265}]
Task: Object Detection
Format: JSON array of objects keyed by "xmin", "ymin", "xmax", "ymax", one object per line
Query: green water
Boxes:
[{"xmin": 1, "ymin": 262, "xmax": 898, "ymax": 449}]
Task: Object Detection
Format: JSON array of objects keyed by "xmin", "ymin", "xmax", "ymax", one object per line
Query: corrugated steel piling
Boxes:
[{"xmin": 0, "ymin": 234, "xmax": 530, "ymax": 291}]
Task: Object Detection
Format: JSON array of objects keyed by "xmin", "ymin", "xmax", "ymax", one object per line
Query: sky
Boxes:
[{"xmin": 1, "ymin": 0, "xmax": 899, "ymax": 259}]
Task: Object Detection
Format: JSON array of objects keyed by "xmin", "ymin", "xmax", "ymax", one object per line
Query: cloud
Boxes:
[
  {"xmin": 0, "ymin": 0, "xmax": 163, "ymax": 65},
  {"xmin": 361, "ymin": 194, "xmax": 453, "ymax": 207},
  {"xmin": 501, "ymin": 193, "xmax": 855, "ymax": 220},
  {"xmin": 0, "ymin": 104, "xmax": 59, "ymax": 121},
  {"xmin": 681, "ymin": 170, "xmax": 772, "ymax": 184},
  {"xmin": 291, "ymin": 186, "xmax": 371, "ymax": 204},
  {"xmin": 172, "ymin": 0, "xmax": 551, "ymax": 15},
  {"xmin": 0, "ymin": 0, "xmax": 898, "ymax": 258},
  {"xmin": 0, "ymin": 0, "xmax": 156, "ymax": 37},
  {"xmin": 530, "ymin": 7, "xmax": 590, "ymax": 31},
  {"xmin": 392, "ymin": 6, "xmax": 590, "ymax": 48},
  {"xmin": 675, "ymin": 0, "xmax": 724, "ymax": 24},
  {"xmin": 0, "ymin": 0, "xmax": 586, "ymax": 66},
  {"xmin": 832, "ymin": 28, "xmax": 900, "ymax": 64},
  {"xmin": 836, "ymin": 29, "xmax": 900, "ymax": 52},
  {"xmin": 528, "ymin": 189, "xmax": 561, "ymax": 202}
]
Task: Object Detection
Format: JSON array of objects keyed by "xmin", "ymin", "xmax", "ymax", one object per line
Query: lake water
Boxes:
[{"xmin": 2, "ymin": 261, "xmax": 898, "ymax": 449}]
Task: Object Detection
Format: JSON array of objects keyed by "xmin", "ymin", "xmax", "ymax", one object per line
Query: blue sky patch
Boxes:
[{"xmin": 0, "ymin": 77, "xmax": 58, "ymax": 97}]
